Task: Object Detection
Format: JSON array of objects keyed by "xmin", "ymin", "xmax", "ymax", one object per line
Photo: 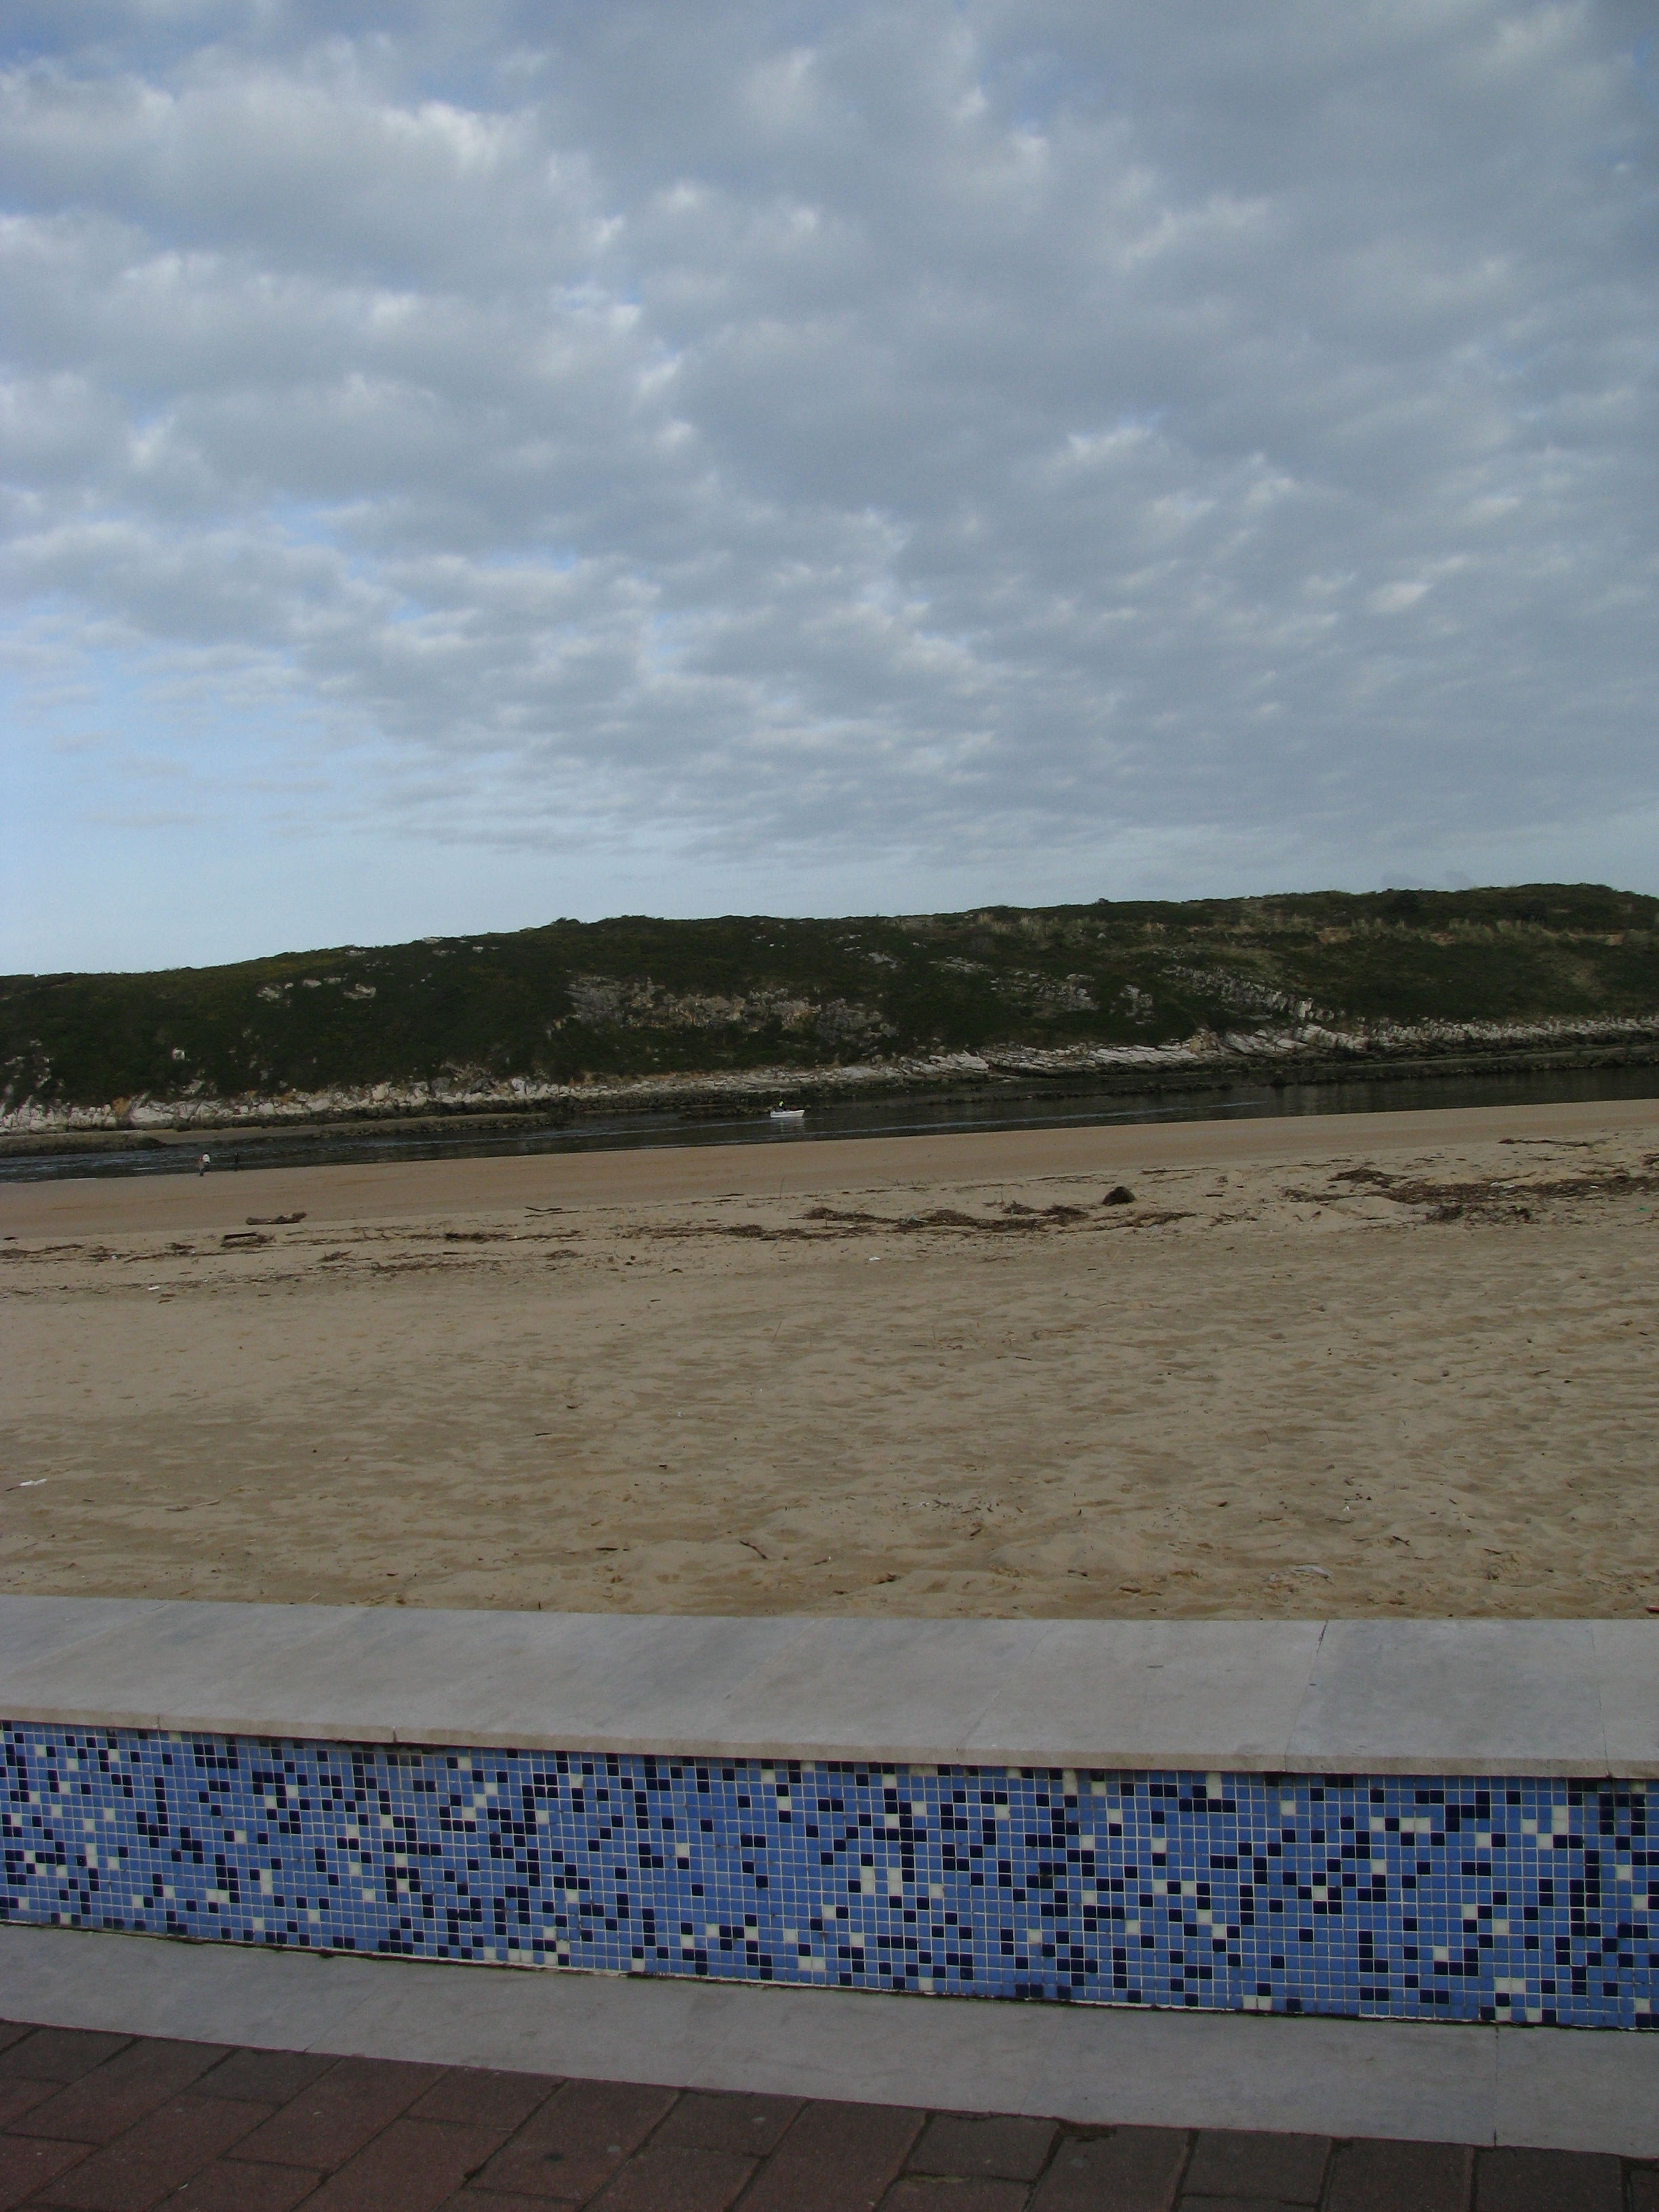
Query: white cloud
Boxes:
[{"xmin": 1, "ymin": 0, "xmax": 1656, "ymax": 966}]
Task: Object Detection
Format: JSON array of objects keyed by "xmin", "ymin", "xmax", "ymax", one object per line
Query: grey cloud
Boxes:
[{"xmin": 1, "ymin": 0, "xmax": 1656, "ymax": 928}]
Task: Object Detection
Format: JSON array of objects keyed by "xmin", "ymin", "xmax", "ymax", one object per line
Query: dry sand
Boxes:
[{"xmin": 3, "ymin": 1097, "xmax": 1658, "ymax": 1620}]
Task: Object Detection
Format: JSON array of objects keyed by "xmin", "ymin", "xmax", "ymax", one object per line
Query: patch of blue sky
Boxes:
[
  {"xmin": 267, "ymin": 499, "xmax": 359, "ymax": 552},
  {"xmin": 642, "ymin": 608, "xmax": 693, "ymax": 657},
  {"xmin": 466, "ymin": 545, "xmax": 588, "ymax": 574},
  {"xmin": 983, "ymin": 45, "xmax": 1071, "ymax": 134},
  {"xmin": 3, "ymin": 624, "xmax": 323, "ymax": 790}
]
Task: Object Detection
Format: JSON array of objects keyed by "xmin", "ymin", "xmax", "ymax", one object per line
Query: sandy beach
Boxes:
[{"xmin": 4, "ymin": 1096, "xmax": 1657, "ymax": 1620}]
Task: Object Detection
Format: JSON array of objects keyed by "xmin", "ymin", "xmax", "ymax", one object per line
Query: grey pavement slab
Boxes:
[
  {"xmin": 1022, "ymin": 2005, "xmax": 1498, "ymax": 2148},
  {"xmin": 361, "ymin": 1609, "xmax": 811, "ymax": 1753},
  {"xmin": 0, "ymin": 1595, "xmax": 155, "ymax": 1679},
  {"xmin": 3, "ymin": 1597, "xmax": 1657, "ymax": 1775},
  {"xmin": 966, "ymin": 1620, "xmax": 1322, "ymax": 1771},
  {"xmin": 1495, "ymin": 2022, "xmax": 1659, "ymax": 2160},
  {"xmin": 0, "ymin": 1601, "xmax": 809, "ymax": 1752},
  {"xmin": 1590, "ymin": 1621, "xmax": 1659, "ymax": 1776},
  {"xmin": 707, "ymin": 1616, "xmax": 1048, "ymax": 1763},
  {"xmin": 1286, "ymin": 1620, "xmax": 1609, "ymax": 1777},
  {"xmin": 3, "ymin": 1923, "xmax": 1658, "ymax": 2157},
  {"xmin": 0, "ymin": 1599, "xmax": 372, "ymax": 1736}
]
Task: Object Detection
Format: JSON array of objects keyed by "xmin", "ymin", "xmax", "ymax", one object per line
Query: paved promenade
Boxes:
[{"xmin": 2, "ymin": 2017, "xmax": 1653, "ymax": 2211}]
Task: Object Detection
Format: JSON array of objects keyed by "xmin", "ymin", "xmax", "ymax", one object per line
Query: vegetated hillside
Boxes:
[{"xmin": 4, "ymin": 883, "xmax": 1659, "ymax": 1128}]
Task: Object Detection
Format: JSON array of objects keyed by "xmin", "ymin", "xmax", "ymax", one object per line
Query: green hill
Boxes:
[{"xmin": 5, "ymin": 883, "xmax": 1658, "ymax": 1131}]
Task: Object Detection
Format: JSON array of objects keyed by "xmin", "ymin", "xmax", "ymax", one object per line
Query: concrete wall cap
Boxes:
[{"xmin": 3, "ymin": 1598, "xmax": 1654, "ymax": 1774}]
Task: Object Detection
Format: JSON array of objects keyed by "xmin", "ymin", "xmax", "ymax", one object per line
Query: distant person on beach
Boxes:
[{"xmin": 197, "ymin": 1152, "xmax": 211, "ymax": 1176}]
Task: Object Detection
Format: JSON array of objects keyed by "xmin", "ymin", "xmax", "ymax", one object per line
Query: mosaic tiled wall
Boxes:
[{"xmin": 3, "ymin": 1722, "xmax": 1654, "ymax": 2028}]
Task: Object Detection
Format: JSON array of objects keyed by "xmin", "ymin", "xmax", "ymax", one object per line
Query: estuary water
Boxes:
[{"xmin": 4, "ymin": 1059, "xmax": 1658, "ymax": 1183}]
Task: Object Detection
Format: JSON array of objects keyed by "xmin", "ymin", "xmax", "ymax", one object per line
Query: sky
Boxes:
[{"xmin": 2, "ymin": 1, "xmax": 1656, "ymax": 974}]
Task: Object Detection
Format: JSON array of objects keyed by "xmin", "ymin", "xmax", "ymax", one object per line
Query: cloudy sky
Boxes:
[{"xmin": 3, "ymin": 1, "xmax": 1655, "ymax": 971}]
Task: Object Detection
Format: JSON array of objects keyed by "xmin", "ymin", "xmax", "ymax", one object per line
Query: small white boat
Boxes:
[{"xmin": 769, "ymin": 1102, "xmax": 806, "ymax": 1122}]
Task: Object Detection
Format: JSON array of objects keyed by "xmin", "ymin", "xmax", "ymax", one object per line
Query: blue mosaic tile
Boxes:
[{"xmin": 3, "ymin": 1725, "xmax": 1654, "ymax": 2027}]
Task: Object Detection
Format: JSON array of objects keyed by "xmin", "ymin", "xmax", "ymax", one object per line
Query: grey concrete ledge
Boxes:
[
  {"xmin": 3, "ymin": 1597, "xmax": 1656, "ymax": 1776},
  {"xmin": 3, "ymin": 1923, "xmax": 1656, "ymax": 2158}
]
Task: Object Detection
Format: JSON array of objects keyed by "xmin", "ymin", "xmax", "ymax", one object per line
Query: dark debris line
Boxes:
[{"xmin": 0, "ymin": 2019, "xmax": 1652, "ymax": 2210}]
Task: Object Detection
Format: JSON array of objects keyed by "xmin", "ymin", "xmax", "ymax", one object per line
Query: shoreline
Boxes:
[
  {"xmin": 5, "ymin": 1090, "xmax": 1659, "ymax": 1233},
  {"xmin": 4, "ymin": 1033, "xmax": 1658, "ymax": 1164}
]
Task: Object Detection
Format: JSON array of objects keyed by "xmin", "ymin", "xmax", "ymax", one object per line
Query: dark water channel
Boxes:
[{"xmin": 6, "ymin": 1061, "xmax": 1659, "ymax": 1184}]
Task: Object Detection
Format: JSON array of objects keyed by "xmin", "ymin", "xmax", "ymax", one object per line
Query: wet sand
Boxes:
[{"xmin": 4, "ymin": 1097, "xmax": 1658, "ymax": 1620}]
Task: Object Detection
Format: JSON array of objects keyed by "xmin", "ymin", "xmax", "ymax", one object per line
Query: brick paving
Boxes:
[{"xmin": 0, "ymin": 2018, "xmax": 1652, "ymax": 2211}]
